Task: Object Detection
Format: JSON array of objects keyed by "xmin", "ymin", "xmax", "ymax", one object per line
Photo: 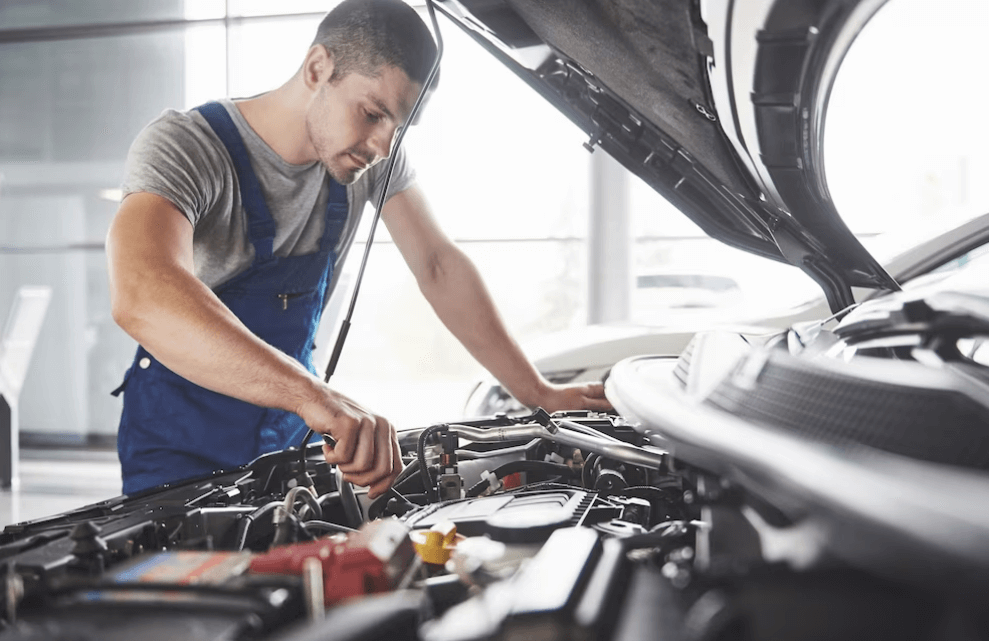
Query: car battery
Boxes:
[
  {"xmin": 109, "ymin": 550, "xmax": 253, "ymax": 586},
  {"xmin": 249, "ymin": 518, "xmax": 416, "ymax": 606}
]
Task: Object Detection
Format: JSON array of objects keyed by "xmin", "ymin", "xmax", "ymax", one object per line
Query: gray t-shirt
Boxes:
[{"xmin": 120, "ymin": 98, "xmax": 415, "ymax": 291}]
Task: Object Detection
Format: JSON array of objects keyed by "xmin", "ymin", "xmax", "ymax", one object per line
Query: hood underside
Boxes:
[{"xmin": 435, "ymin": 0, "xmax": 899, "ymax": 311}]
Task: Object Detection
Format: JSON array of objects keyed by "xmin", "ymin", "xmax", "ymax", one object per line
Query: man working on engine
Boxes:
[{"xmin": 107, "ymin": 0, "xmax": 610, "ymax": 499}]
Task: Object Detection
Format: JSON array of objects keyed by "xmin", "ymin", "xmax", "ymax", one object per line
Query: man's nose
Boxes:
[{"xmin": 367, "ymin": 125, "xmax": 396, "ymax": 160}]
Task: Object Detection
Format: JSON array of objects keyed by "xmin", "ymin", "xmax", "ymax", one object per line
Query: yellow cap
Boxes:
[{"xmin": 410, "ymin": 521, "xmax": 460, "ymax": 565}]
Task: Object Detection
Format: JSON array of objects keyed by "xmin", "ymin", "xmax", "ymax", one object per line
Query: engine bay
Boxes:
[
  {"xmin": 3, "ymin": 292, "xmax": 989, "ymax": 640},
  {"xmin": 2, "ymin": 407, "xmax": 986, "ymax": 639}
]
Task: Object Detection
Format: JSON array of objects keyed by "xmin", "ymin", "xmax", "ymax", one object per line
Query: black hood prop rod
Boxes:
[{"xmin": 297, "ymin": 0, "xmax": 444, "ymax": 469}]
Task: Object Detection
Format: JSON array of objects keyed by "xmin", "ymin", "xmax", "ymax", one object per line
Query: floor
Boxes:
[{"xmin": 0, "ymin": 449, "xmax": 122, "ymax": 528}]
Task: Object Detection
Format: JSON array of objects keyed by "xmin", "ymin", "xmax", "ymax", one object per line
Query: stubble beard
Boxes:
[
  {"xmin": 327, "ymin": 159, "xmax": 361, "ymax": 185},
  {"xmin": 305, "ymin": 109, "xmax": 361, "ymax": 185},
  {"xmin": 316, "ymin": 143, "xmax": 370, "ymax": 186},
  {"xmin": 316, "ymin": 145, "xmax": 362, "ymax": 186}
]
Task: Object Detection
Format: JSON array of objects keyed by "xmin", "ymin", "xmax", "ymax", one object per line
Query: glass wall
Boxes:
[
  {"xmin": 1, "ymin": 6, "xmax": 190, "ymax": 444},
  {"xmin": 0, "ymin": 2, "xmax": 593, "ymax": 441}
]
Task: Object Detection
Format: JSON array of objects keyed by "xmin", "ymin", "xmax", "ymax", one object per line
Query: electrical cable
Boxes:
[
  {"xmin": 297, "ymin": 0, "xmax": 444, "ymax": 465},
  {"xmin": 301, "ymin": 520, "xmax": 357, "ymax": 536},
  {"xmin": 366, "ymin": 487, "xmax": 416, "ymax": 520},
  {"xmin": 417, "ymin": 424, "xmax": 446, "ymax": 503},
  {"xmin": 464, "ymin": 460, "xmax": 577, "ymax": 498}
]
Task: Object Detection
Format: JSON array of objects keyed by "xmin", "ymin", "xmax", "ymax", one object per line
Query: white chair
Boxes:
[{"xmin": 0, "ymin": 286, "xmax": 51, "ymax": 489}]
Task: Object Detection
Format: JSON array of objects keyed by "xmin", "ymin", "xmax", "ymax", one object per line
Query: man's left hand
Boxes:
[{"xmin": 533, "ymin": 382, "xmax": 613, "ymax": 413}]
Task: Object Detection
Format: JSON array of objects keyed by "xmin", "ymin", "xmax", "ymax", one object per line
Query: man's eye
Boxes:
[{"xmin": 365, "ymin": 110, "xmax": 382, "ymax": 124}]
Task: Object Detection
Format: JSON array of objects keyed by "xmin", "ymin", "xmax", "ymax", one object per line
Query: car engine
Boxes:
[{"xmin": 2, "ymin": 291, "xmax": 988, "ymax": 641}]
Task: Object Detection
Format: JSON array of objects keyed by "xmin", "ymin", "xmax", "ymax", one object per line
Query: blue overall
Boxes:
[{"xmin": 113, "ymin": 101, "xmax": 348, "ymax": 495}]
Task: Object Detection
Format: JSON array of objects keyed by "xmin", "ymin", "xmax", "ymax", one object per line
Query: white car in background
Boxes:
[{"xmin": 465, "ymin": 212, "xmax": 989, "ymax": 416}]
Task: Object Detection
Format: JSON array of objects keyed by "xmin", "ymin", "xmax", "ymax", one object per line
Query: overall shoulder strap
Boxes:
[
  {"xmin": 319, "ymin": 177, "xmax": 349, "ymax": 252},
  {"xmin": 195, "ymin": 101, "xmax": 275, "ymax": 263}
]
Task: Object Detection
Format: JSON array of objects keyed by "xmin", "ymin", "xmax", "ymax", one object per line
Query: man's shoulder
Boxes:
[
  {"xmin": 139, "ymin": 106, "xmax": 221, "ymax": 150},
  {"xmin": 127, "ymin": 104, "xmax": 233, "ymax": 183},
  {"xmin": 122, "ymin": 104, "xmax": 235, "ymax": 224}
]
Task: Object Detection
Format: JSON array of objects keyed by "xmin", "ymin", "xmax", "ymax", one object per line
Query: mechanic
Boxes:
[{"xmin": 106, "ymin": 0, "xmax": 610, "ymax": 499}]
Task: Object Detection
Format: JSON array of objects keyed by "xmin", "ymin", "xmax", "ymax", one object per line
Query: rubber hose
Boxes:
[
  {"xmin": 391, "ymin": 458, "xmax": 421, "ymax": 489},
  {"xmin": 285, "ymin": 485, "xmax": 323, "ymax": 521},
  {"xmin": 299, "ymin": 491, "xmax": 341, "ymax": 521},
  {"xmin": 235, "ymin": 501, "xmax": 282, "ymax": 551}
]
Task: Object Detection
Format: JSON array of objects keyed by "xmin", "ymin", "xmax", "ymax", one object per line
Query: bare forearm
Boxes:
[{"xmin": 111, "ymin": 265, "xmax": 320, "ymax": 413}]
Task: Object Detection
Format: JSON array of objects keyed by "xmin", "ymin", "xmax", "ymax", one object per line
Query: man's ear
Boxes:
[{"xmin": 302, "ymin": 44, "xmax": 334, "ymax": 91}]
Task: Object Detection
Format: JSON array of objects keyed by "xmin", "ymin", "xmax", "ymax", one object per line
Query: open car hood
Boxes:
[{"xmin": 435, "ymin": 0, "xmax": 899, "ymax": 312}]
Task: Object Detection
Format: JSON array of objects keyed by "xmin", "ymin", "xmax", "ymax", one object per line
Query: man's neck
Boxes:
[{"xmin": 234, "ymin": 77, "xmax": 318, "ymax": 165}]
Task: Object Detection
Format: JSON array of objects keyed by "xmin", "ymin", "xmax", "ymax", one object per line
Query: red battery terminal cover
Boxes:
[{"xmin": 248, "ymin": 518, "xmax": 415, "ymax": 606}]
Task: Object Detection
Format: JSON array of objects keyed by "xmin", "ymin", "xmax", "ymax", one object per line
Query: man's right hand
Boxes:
[{"xmin": 296, "ymin": 386, "xmax": 403, "ymax": 499}]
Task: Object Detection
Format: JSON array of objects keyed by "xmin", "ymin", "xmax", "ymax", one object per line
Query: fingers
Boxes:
[
  {"xmin": 336, "ymin": 415, "xmax": 385, "ymax": 477},
  {"xmin": 584, "ymin": 382, "xmax": 607, "ymax": 398},
  {"xmin": 582, "ymin": 394, "xmax": 614, "ymax": 412},
  {"xmin": 368, "ymin": 430, "xmax": 404, "ymax": 499},
  {"xmin": 300, "ymin": 390, "xmax": 401, "ymax": 498},
  {"xmin": 321, "ymin": 426, "xmax": 357, "ymax": 465},
  {"xmin": 320, "ymin": 415, "xmax": 359, "ymax": 465},
  {"xmin": 338, "ymin": 415, "xmax": 399, "ymax": 498},
  {"xmin": 580, "ymin": 382, "xmax": 614, "ymax": 411},
  {"xmin": 541, "ymin": 382, "xmax": 613, "ymax": 413},
  {"xmin": 303, "ymin": 389, "xmax": 391, "ymax": 475},
  {"xmin": 338, "ymin": 416, "xmax": 375, "ymax": 474}
]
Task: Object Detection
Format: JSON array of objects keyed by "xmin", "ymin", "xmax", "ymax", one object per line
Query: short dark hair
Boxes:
[{"xmin": 313, "ymin": 0, "xmax": 437, "ymax": 88}]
